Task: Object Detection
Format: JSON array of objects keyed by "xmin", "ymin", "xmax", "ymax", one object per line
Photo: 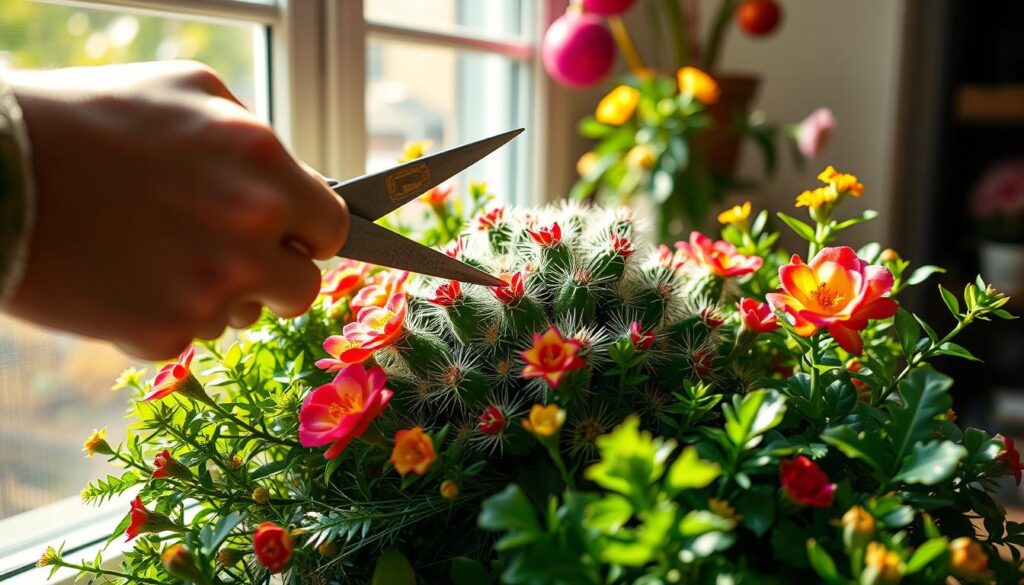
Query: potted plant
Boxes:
[
  {"xmin": 972, "ymin": 159, "xmax": 1024, "ymax": 297},
  {"xmin": 543, "ymin": 0, "xmax": 836, "ymax": 240}
]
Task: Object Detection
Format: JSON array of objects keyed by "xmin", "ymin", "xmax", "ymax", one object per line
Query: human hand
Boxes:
[{"xmin": 4, "ymin": 61, "xmax": 349, "ymax": 359}]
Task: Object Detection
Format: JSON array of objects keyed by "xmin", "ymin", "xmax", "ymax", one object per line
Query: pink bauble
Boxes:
[
  {"xmin": 542, "ymin": 13, "xmax": 616, "ymax": 88},
  {"xmin": 582, "ymin": 0, "xmax": 636, "ymax": 15}
]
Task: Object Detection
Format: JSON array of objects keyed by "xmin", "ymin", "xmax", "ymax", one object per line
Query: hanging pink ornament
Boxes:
[
  {"xmin": 582, "ymin": 0, "xmax": 636, "ymax": 15},
  {"xmin": 542, "ymin": 12, "xmax": 616, "ymax": 88}
]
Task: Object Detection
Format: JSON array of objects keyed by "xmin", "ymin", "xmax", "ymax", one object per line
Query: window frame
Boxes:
[{"xmin": 0, "ymin": 0, "xmax": 555, "ymax": 581}]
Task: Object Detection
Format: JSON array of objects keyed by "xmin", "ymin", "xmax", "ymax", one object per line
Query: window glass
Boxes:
[
  {"xmin": 0, "ymin": 0, "xmax": 264, "ymax": 564},
  {"xmin": 365, "ymin": 0, "xmax": 529, "ymax": 40},
  {"xmin": 366, "ymin": 38, "xmax": 528, "ymax": 203}
]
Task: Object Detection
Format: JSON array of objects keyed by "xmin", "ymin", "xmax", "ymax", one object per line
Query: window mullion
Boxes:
[
  {"xmin": 324, "ymin": 0, "xmax": 368, "ymax": 180},
  {"xmin": 365, "ymin": 21, "xmax": 534, "ymax": 60},
  {"xmin": 271, "ymin": 0, "xmax": 326, "ymax": 169}
]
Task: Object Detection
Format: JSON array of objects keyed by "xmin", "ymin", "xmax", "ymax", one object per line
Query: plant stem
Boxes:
[
  {"xmin": 661, "ymin": 0, "xmax": 689, "ymax": 68},
  {"xmin": 702, "ymin": 0, "xmax": 739, "ymax": 70},
  {"xmin": 207, "ymin": 401, "xmax": 303, "ymax": 449},
  {"xmin": 53, "ymin": 561, "xmax": 166, "ymax": 585},
  {"xmin": 807, "ymin": 331, "xmax": 822, "ymax": 417},
  {"xmin": 547, "ymin": 444, "xmax": 576, "ymax": 489},
  {"xmin": 876, "ymin": 316, "xmax": 973, "ymax": 404},
  {"xmin": 608, "ymin": 15, "xmax": 648, "ymax": 77}
]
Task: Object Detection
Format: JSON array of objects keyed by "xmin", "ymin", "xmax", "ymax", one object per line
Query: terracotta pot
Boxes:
[{"xmin": 697, "ymin": 73, "xmax": 761, "ymax": 175}]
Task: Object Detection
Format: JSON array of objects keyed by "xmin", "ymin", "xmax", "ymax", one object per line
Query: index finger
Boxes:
[{"xmin": 277, "ymin": 159, "xmax": 350, "ymax": 260}]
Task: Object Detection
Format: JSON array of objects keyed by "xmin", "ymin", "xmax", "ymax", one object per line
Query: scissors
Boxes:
[{"xmin": 324, "ymin": 129, "xmax": 523, "ymax": 288}]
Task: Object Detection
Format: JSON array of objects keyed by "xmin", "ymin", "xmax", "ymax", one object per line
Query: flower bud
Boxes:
[
  {"xmin": 440, "ymin": 480, "xmax": 460, "ymax": 500},
  {"xmin": 83, "ymin": 428, "xmax": 114, "ymax": 458},
  {"xmin": 253, "ymin": 522, "xmax": 294, "ymax": 574},
  {"xmin": 126, "ymin": 496, "xmax": 180, "ymax": 541},
  {"xmin": 317, "ymin": 541, "xmax": 338, "ymax": 558},
  {"xmin": 252, "ymin": 487, "xmax": 270, "ymax": 505},
  {"xmin": 629, "ymin": 322, "xmax": 655, "ymax": 351},
  {"xmin": 479, "ymin": 406, "xmax": 506, "ymax": 435},
  {"xmin": 949, "ymin": 537, "xmax": 988, "ymax": 579},
  {"xmin": 879, "ymin": 248, "xmax": 899, "ymax": 263},
  {"xmin": 153, "ymin": 450, "xmax": 193, "ymax": 481},
  {"xmin": 863, "ymin": 542, "xmax": 902, "ymax": 585},
  {"xmin": 841, "ymin": 505, "xmax": 874, "ymax": 548},
  {"xmin": 162, "ymin": 544, "xmax": 209, "ymax": 585},
  {"xmin": 226, "ymin": 456, "xmax": 245, "ymax": 471}
]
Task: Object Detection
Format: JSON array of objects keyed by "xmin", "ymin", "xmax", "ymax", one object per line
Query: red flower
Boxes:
[
  {"xmin": 527, "ymin": 222, "xmax": 562, "ymax": 248},
  {"xmin": 444, "ymin": 237, "xmax": 465, "ymax": 259},
  {"xmin": 479, "ymin": 406, "xmax": 506, "ymax": 435},
  {"xmin": 628, "ymin": 321, "xmax": 655, "ymax": 351},
  {"xmin": 493, "ymin": 272, "xmax": 526, "ymax": 304},
  {"xmin": 125, "ymin": 496, "xmax": 177, "ymax": 541},
  {"xmin": 996, "ymin": 434, "xmax": 1024, "ymax": 486},
  {"xmin": 701, "ymin": 307, "xmax": 725, "ymax": 330},
  {"xmin": 780, "ymin": 456, "xmax": 836, "ymax": 508},
  {"xmin": 736, "ymin": 298, "xmax": 779, "ymax": 333},
  {"xmin": 299, "ymin": 364, "xmax": 393, "ymax": 459},
  {"xmin": 520, "ymin": 326, "xmax": 586, "ymax": 388},
  {"xmin": 320, "ymin": 259, "xmax": 370, "ymax": 301},
  {"xmin": 144, "ymin": 345, "xmax": 209, "ymax": 403},
  {"xmin": 316, "ymin": 293, "xmax": 408, "ymax": 371},
  {"xmin": 350, "ymin": 270, "xmax": 409, "ymax": 314},
  {"xmin": 674, "ymin": 231, "xmax": 762, "ymax": 277},
  {"xmin": 692, "ymin": 349, "xmax": 714, "ymax": 378},
  {"xmin": 476, "ymin": 207, "xmax": 506, "ymax": 231},
  {"xmin": 253, "ymin": 522, "xmax": 293, "ymax": 574},
  {"xmin": 429, "ymin": 280, "xmax": 462, "ymax": 306},
  {"xmin": 766, "ymin": 246, "xmax": 897, "ymax": 354},
  {"xmin": 610, "ymin": 231, "xmax": 635, "ymax": 257},
  {"xmin": 152, "ymin": 450, "xmax": 192, "ymax": 480},
  {"xmin": 419, "ymin": 182, "xmax": 453, "ymax": 206}
]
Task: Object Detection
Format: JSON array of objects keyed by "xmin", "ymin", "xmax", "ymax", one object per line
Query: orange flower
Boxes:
[
  {"xmin": 351, "ymin": 270, "xmax": 409, "ymax": 313},
  {"xmin": 674, "ymin": 231, "xmax": 763, "ymax": 277},
  {"xmin": 320, "ymin": 259, "xmax": 370, "ymax": 302},
  {"xmin": 577, "ymin": 151, "xmax": 600, "ymax": 176},
  {"xmin": 717, "ymin": 201, "xmax": 752, "ymax": 225},
  {"xmin": 766, "ymin": 247, "xmax": 897, "ymax": 354},
  {"xmin": 677, "ymin": 67, "xmax": 720, "ymax": 104},
  {"xmin": 818, "ymin": 165, "xmax": 863, "ymax": 196},
  {"xmin": 253, "ymin": 522, "xmax": 293, "ymax": 574},
  {"xmin": 520, "ymin": 326, "xmax": 585, "ymax": 389},
  {"xmin": 419, "ymin": 182, "xmax": 453, "ymax": 207},
  {"xmin": 795, "ymin": 186, "xmax": 837, "ymax": 209},
  {"xmin": 949, "ymin": 537, "xmax": 988, "ymax": 579},
  {"xmin": 316, "ymin": 293, "xmax": 408, "ymax": 372},
  {"xmin": 390, "ymin": 426, "xmax": 436, "ymax": 476},
  {"xmin": 521, "ymin": 403, "xmax": 565, "ymax": 438},
  {"xmin": 595, "ymin": 85, "xmax": 640, "ymax": 125}
]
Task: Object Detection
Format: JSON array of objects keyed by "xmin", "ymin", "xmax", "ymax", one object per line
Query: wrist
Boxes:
[{"xmin": 0, "ymin": 70, "xmax": 36, "ymax": 307}]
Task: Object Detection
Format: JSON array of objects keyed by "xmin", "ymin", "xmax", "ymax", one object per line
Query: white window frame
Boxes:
[{"xmin": 0, "ymin": 1, "xmax": 559, "ymax": 582}]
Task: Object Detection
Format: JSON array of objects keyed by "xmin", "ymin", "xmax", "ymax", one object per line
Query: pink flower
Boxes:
[
  {"xmin": 766, "ymin": 246, "xmax": 897, "ymax": 354},
  {"xmin": 144, "ymin": 345, "xmax": 205, "ymax": 402},
  {"xmin": 316, "ymin": 293, "xmax": 408, "ymax": 371},
  {"xmin": 736, "ymin": 298, "xmax": 779, "ymax": 333},
  {"xmin": 299, "ymin": 364, "xmax": 393, "ymax": 459},
  {"xmin": 493, "ymin": 272, "xmax": 526, "ymax": 304},
  {"xmin": 429, "ymin": 280, "xmax": 462, "ymax": 306},
  {"xmin": 796, "ymin": 108, "xmax": 836, "ymax": 160},
  {"xmin": 527, "ymin": 223, "xmax": 563, "ymax": 248},
  {"xmin": 674, "ymin": 232, "xmax": 763, "ymax": 277},
  {"xmin": 629, "ymin": 321, "xmax": 655, "ymax": 351},
  {"xmin": 970, "ymin": 159, "xmax": 1024, "ymax": 221},
  {"xmin": 780, "ymin": 456, "xmax": 835, "ymax": 508},
  {"xmin": 351, "ymin": 270, "xmax": 409, "ymax": 314},
  {"xmin": 320, "ymin": 259, "xmax": 370, "ymax": 302}
]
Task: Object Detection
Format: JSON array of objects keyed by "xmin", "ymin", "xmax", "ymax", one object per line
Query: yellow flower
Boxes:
[
  {"xmin": 717, "ymin": 201, "xmax": 752, "ymax": 226},
  {"xmin": 949, "ymin": 537, "xmax": 988, "ymax": 579},
  {"xmin": 83, "ymin": 427, "xmax": 113, "ymax": 458},
  {"xmin": 595, "ymin": 85, "xmax": 640, "ymax": 126},
  {"xmin": 37, "ymin": 546, "xmax": 60, "ymax": 568},
  {"xmin": 522, "ymin": 404, "xmax": 565, "ymax": 438},
  {"xmin": 626, "ymin": 145, "xmax": 657, "ymax": 169},
  {"xmin": 818, "ymin": 165, "xmax": 864, "ymax": 197},
  {"xmin": 864, "ymin": 542, "xmax": 902, "ymax": 585},
  {"xmin": 708, "ymin": 498, "xmax": 743, "ymax": 522},
  {"xmin": 677, "ymin": 67, "xmax": 720, "ymax": 104},
  {"xmin": 440, "ymin": 480, "xmax": 460, "ymax": 500},
  {"xmin": 398, "ymin": 140, "xmax": 431, "ymax": 163},
  {"xmin": 841, "ymin": 505, "xmax": 875, "ymax": 535},
  {"xmin": 390, "ymin": 426, "xmax": 436, "ymax": 476},
  {"xmin": 252, "ymin": 487, "xmax": 270, "ymax": 505},
  {"xmin": 577, "ymin": 151, "xmax": 600, "ymax": 177},
  {"xmin": 795, "ymin": 186, "xmax": 838, "ymax": 209}
]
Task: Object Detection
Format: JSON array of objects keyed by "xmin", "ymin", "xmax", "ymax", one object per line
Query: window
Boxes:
[{"xmin": 0, "ymin": 0, "xmax": 543, "ymax": 581}]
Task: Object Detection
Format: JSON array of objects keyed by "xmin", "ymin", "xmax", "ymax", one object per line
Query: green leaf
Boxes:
[
  {"xmin": 858, "ymin": 242, "xmax": 882, "ymax": 262},
  {"xmin": 735, "ymin": 488, "xmax": 775, "ymax": 537},
  {"xmin": 905, "ymin": 537, "xmax": 948, "ymax": 574},
  {"xmin": 206, "ymin": 511, "xmax": 246, "ymax": 554},
  {"xmin": 250, "ymin": 458, "xmax": 290, "ymax": 481},
  {"xmin": 478, "ymin": 485, "xmax": 540, "ymax": 534},
  {"xmin": 938, "ymin": 285, "xmax": 960, "ymax": 318},
  {"xmin": 776, "ymin": 212, "xmax": 816, "ymax": 242},
  {"xmin": 586, "ymin": 494, "xmax": 634, "ymax": 532},
  {"xmin": 906, "ymin": 265, "xmax": 945, "ymax": 286},
  {"xmin": 578, "ymin": 116, "xmax": 615, "ymax": 139},
  {"xmin": 666, "ymin": 446, "xmax": 721, "ymax": 494},
  {"xmin": 585, "ymin": 416, "xmax": 675, "ymax": 502},
  {"xmin": 723, "ymin": 389, "xmax": 787, "ymax": 449},
  {"xmin": 834, "ymin": 209, "xmax": 879, "ymax": 230},
  {"xmin": 894, "ymin": 308, "xmax": 921, "ymax": 359},
  {"xmin": 895, "ymin": 440, "xmax": 967, "ymax": 485},
  {"xmin": 886, "ymin": 368, "xmax": 953, "ymax": 473},
  {"xmin": 806, "ymin": 539, "xmax": 842, "ymax": 583},
  {"xmin": 933, "ymin": 341, "xmax": 981, "ymax": 362},
  {"xmin": 372, "ymin": 549, "xmax": 416, "ymax": 585},
  {"xmin": 450, "ymin": 557, "xmax": 492, "ymax": 585},
  {"xmin": 822, "ymin": 425, "xmax": 888, "ymax": 476}
]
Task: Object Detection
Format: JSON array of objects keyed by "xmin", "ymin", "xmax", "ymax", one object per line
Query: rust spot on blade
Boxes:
[{"xmin": 384, "ymin": 163, "xmax": 432, "ymax": 203}]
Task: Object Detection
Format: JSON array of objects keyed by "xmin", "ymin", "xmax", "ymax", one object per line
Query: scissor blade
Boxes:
[
  {"xmin": 330, "ymin": 128, "xmax": 524, "ymax": 221},
  {"xmin": 338, "ymin": 215, "xmax": 505, "ymax": 287}
]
